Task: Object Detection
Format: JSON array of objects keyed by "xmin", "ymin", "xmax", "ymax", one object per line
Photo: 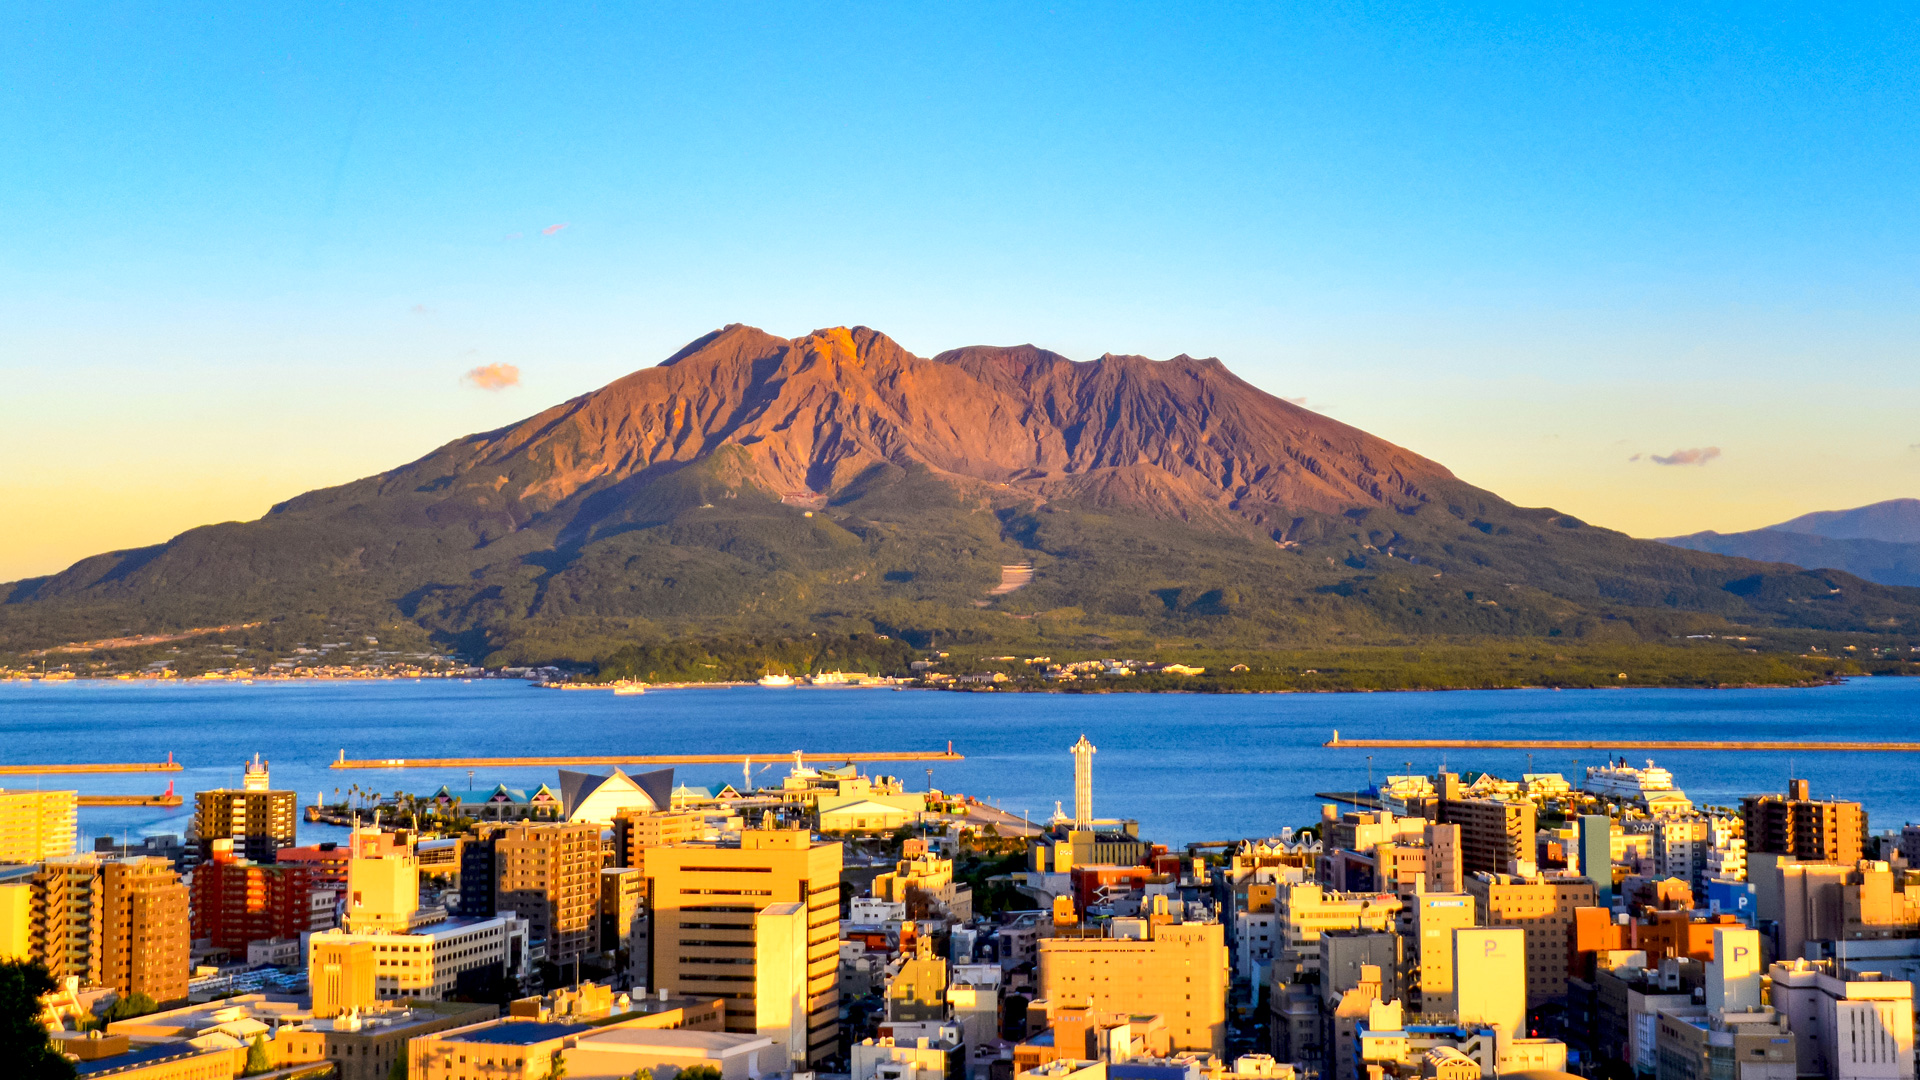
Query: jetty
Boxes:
[
  {"xmin": 78, "ymin": 793, "xmax": 183, "ymax": 808},
  {"xmin": 1325, "ymin": 732, "xmax": 1920, "ymax": 752},
  {"xmin": 330, "ymin": 746, "xmax": 964, "ymax": 770},
  {"xmin": 0, "ymin": 754, "xmax": 182, "ymax": 775}
]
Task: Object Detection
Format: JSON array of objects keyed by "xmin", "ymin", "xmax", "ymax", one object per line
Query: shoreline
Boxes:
[{"xmin": 0, "ymin": 674, "xmax": 1869, "ymax": 693}]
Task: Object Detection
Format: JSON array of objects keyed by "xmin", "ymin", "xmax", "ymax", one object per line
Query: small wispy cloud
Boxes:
[
  {"xmin": 463, "ymin": 363, "xmax": 521, "ymax": 391},
  {"xmin": 1910, "ymin": 443, "xmax": 1920, "ymax": 452},
  {"xmin": 410, "ymin": 303, "xmax": 431, "ymax": 316},
  {"xmin": 542, "ymin": 222, "xmax": 569, "ymax": 236},
  {"xmin": 1628, "ymin": 453, "xmax": 1642, "ymax": 462},
  {"xmin": 1649, "ymin": 446, "xmax": 1721, "ymax": 467},
  {"xmin": 504, "ymin": 231, "xmax": 524, "ymax": 241},
  {"xmin": 1284, "ymin": 396, "xmax": 1308, "ymax": 406}
]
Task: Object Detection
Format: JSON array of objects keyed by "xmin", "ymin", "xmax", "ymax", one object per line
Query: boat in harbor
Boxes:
[{"xmin": 757, "ymin": 674, "xmax": 796, "ymax": 687}]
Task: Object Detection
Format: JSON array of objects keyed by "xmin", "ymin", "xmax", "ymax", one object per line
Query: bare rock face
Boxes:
[{"xmin": 363, "ymin": 323, "xmax": 1454, "ymax": 537}]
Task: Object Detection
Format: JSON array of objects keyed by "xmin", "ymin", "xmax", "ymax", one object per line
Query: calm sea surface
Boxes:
[{"xmin": 3, "ymin": 677, "xmax": 1920, "ymax": 848}]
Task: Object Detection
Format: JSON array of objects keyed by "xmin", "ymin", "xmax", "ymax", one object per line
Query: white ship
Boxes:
[
  {"xmin": 1583, "ymin": 758, "xmax": 1677, "ymax": 798},
  {"xmin": 613, "ymin": 683, "xmax": 645, "ymax": 695},
  {"xmin": 757, "ymin": 673, "xmax": 796, "ymax": 687}
]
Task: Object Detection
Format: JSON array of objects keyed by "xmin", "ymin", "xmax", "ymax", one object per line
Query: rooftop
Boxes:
[{"xmin": 447, "ymin": 1021, "xmax": 592, "ymax": 1045}]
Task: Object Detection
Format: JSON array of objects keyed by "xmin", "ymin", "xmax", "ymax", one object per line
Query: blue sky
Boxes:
[{"xmin": 4, "ymin": 4, "xmax": 1919, "ymax": 580}]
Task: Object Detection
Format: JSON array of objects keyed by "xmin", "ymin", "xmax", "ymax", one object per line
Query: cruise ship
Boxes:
[{"xmin": 1583, "ymin": 757, "xmax": 1677, "ymax": 798}]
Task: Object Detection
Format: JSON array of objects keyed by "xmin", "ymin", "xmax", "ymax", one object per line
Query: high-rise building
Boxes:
[
  {"xmin": 191, "ymin": 760, "xmax": 298, "ymax": 863},
  {"xmin": 1743, "ymin": 780, "xmax": 1867, "ymax": 865},
  {"xmin": 648, "ymin": 826, "xmax": 842, "ymax": 1067},
  {"xmin": 189, "ymin": 837, "xmax": 335, "ymax": 952},
  {"xmin": 32, "ymin": 853, "xmax": 190, "ymax": 1004},
  {"xmin": 1467, "ymin": 871, "xmax": 1598, "ymax": 1005},
  {"xmin": 0, "ymin": 879, "xmax": 31, "ymax": 961},
  {"xmin": 599, "ymin": 864, "xmax": 645, "ymax": 949},
  {"xmin": 1037, "ymin": 914, "xmax": 1229, "ymax": 1055},
  {"xmin": 1401, "ymin": 892, "xmax": 1477, "ymax": 1012},
  {"xmin": 1453, "ymin": 927, "xmax": 1526, "ymax": 1065},
  {"xmin": 1579, "ymin": 814, "xmax": 1614, "ymax": 908},
  {"xmin": 489, "ymin": 821, "xmax": 601, "ymax": 967},
  {"xmin": 1438, "ymin": 796, "xmax": 1536, "ymax": 877},
  {"xmin": 611, "ymin": 808, "xmax": 705, "ymax": 873},
  {"xmin": 0, "ymin": 788, "xmax": 77, "ymax": 864}
]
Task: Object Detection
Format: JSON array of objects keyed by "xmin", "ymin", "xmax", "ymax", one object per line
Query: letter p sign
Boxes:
[{"xmin": 1484, "ymin": 939, "xmax": 1499, "ymax": 958}]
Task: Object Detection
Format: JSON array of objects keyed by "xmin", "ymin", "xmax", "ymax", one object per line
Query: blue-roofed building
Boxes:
[{"xmin": 54, "ymin": 1035, "xmax": 230, "ymax": 1078}]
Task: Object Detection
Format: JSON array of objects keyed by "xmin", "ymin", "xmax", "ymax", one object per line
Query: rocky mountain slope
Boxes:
[{"xmin": 7, "ymin": 324, "xmax": 1919, "ymax": 663}]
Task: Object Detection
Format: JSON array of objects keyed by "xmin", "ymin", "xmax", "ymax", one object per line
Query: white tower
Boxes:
[
  {"xmin": 1070, "ymin": 735, "xmax": 1097, "ymax": 826},
  {"xmin": 243, "ymin": 754, "xmax": 270, "ymax": 792}
]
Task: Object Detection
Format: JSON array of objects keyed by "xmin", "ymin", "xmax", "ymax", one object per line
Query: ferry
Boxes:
[
  {"xmin": 757, "ymin": 674, "xmax": 796, "ymax": 688},
  {"xmin": 1583, "ymin": 758, "xmax": 1677, "ymax": 799},
  {"xmin": 613, "ymin": 684, "xmax": 645, "ymax": 696}
]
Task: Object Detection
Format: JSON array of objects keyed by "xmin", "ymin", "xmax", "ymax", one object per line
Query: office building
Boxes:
[
  {"xmin": 1453, "ymin": 927, "xmax": 1526, "ymax": 1065},
  {"xmin": 648, "ymin": 825, "xmax": 843, "ymax": 1067},
  {"xmin": 191, "ymin": 759, "xmax": 298, "ymax": 863},
  {"xmin": 189, "ymin": 837, "xmax": 335, "ymax": 952},
  {"xmin": 1402, "ymin": 893, "xmax": 1477, "ymax": 1013},
  {"xmin": 1270, "ymin": 883, "xmax": 1404, "ymax": 983},
  {"xmin": 1468, "ymin": 870, "xmax": 1598, "ymax": 1005},
  {"xmin": 1743, "ymin": 780, "xmax": 1867, "ymax": 865},
  {"xmin": 32, "ymin": 853, "xmax": 190, "ymax": 1004},
  {"xmin": 1770, "ymin": 958, "xmax": 1915, "ymax": 1080},
  {"xmin": 0, "ymin": 788, "xmax": 77, "ymax": 864},
  {"xmin": 308, "ymin": 829, "xmax": 529, "ymax": 1016},
  {"xmin": 1038, "ymin": 911, "xmax": 1229, "ymax": 1055},
  {"xmin": 490, "ymin": 821, "xmax": 602, "ymax": 967}
]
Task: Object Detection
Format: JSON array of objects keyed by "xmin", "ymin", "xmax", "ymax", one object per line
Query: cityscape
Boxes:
[
  {"xmin": 10, "ymin": 6, "xmax": 1920, "ymax": 1080},
  {"xmin": 4, "ymin": 740, "xmax": 1916, "ymax": 1080}
]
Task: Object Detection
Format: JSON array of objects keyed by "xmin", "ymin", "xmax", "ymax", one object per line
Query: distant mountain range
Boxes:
[
  {"xmin": 1661, "ymin": 499, "xmax": 1920, "ymax": 588},
  {"xmin": 6, "ymin": 324, "xmax": 1918, "ymax": 664}
]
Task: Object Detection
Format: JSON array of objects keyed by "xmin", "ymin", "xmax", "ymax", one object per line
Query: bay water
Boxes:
[{"xmin": 4, "ymin": 676, "xmax": 1919, "ymax": 848}]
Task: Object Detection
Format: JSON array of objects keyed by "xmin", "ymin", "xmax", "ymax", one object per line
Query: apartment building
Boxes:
[
  {"xmin": 1743, "ymin": 780, "xmax": 1867, "ymax": 866},
  {"xmin": 33, "ymin": 853, "xmax": 190, "ymax": 1004},
  {"xmin": 190, "ymin": 837, "xmax": 335, "ymax": 952},
  {"xmin": 191, "ymin": 784, "xmax": 297, "ymax": 863},
  {"xmin": 1037, "ymin": 914, "xmax": 1229, "ymax": 1055},
  {"xmin": 0, "ymin": 788, "xmax": 77, "ymax": 864},
  {"xmin": 490, "ymin": 821, "xmax": 602, "ymax": 967}
]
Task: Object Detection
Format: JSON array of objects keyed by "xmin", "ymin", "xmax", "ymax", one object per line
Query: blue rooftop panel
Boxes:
[{"xmin": 449, "ymin": 1021, "xmax": 592, "ymax": 1045}]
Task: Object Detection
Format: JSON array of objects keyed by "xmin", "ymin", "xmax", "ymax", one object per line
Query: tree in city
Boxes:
[
  {"xmin": 243, "ymin": 1033, "xmax": 272, "ymax": 1075},
  {"xmin": 677, "ymin": 1067, "xmax": 722, "ymax": 1080},
  {"xmin": 101, "ymin": 992, "xmax": 158, "ymax": 1023},
  {"xmin": 388, "ymin": 1058, "xmax": 408, "ymax": 1080},
  {"xmin": 0, "ymin": 958, "xmax": 77, "ymax": 1079}
]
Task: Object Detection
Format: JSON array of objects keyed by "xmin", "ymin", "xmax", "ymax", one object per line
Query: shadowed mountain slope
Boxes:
[
  {"xmin": 8, "ymin": 325, "xmax": 1920, "ymax": 662},
  {"xmin": 1663, "ymin": 499, "xmax": 1920, "ymax": 588}
]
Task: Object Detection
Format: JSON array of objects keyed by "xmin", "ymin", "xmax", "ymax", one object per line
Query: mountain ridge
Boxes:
[
  {"xmin": 7, "ymin": 324, "xmax": 1919, "ymax": 664},
  {"xmin": 1662, "ymin": 499, "xmax": 1920, "ymax": 588}
]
